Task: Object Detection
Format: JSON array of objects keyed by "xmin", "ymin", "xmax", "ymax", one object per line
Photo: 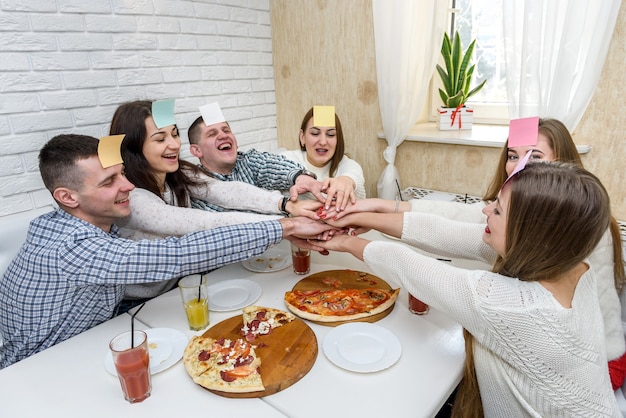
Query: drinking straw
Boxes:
[
  {"xmin": 130, "ymin": 302, "xmax": 146, "ymax": 348},
  {"xmin": 198, "ymin": 276, "xmax": 202, "ymax": 302},
  {"xmin": 395, "ymin": 179, "xmax": 404, "ymax": 201}
]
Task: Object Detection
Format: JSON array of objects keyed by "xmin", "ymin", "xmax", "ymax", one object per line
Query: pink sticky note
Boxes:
[
  {"xmin": 508, "ymin": 116, "xmax": 539, "ymax": 147},
  {"xmin": 501, "ymin": 149, "xmax": 532, "ymax": 189}
]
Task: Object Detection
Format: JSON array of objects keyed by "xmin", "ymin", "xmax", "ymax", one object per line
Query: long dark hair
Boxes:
[
  {"xmin": 298, "ymin": 107, "xmax": 345, "ymax": 177},
  {"xmin": 110, "ymin": 100, "xmax": 202, "ymax": 207}
]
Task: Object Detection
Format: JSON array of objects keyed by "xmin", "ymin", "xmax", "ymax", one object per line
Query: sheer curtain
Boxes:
[
  {"xmin": 503, "ymin": 0, "xmax": 621, "ymax": 130},
  {"xmin": 372, "ymin": 0, "xmax": 448, "ymax": 199}
]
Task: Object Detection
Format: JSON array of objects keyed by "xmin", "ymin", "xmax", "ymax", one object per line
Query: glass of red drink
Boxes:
[
  {"xmin": 291, "ymin": 243, "xmax": 310, "ymax": 275},
  {"xmin": 109, "ymin": 330, "xmax": 151, "ymax": 403},
  {"xmin": 408, "ymin": 293, "xmax": 429, "ymax": 315}
]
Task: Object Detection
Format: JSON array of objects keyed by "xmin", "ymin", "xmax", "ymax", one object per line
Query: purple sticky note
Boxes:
[{"xmin": 508, "ymin": 116, "xmax": 539, "ymax": 147}]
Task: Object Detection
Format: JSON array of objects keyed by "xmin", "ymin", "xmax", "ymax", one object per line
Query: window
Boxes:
[{"xmin": 430, "ymin": 0, "xmax": 509, "ymax": 124}]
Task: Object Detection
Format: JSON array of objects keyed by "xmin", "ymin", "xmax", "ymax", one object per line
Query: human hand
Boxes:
[
  {"xmin": 321, "ymin": 176, "xmax": 356, "ymax": 211},
  {"xmin": 307, "ymin": 234, "xmax": 370, "ymax": 260},
  {"xmin": 285, "ymin": 199, "xmax": 324, "ymax": 220},
  {"xmin": 289, "ymin": 175, "xmax": 325, "ymax": 203}
]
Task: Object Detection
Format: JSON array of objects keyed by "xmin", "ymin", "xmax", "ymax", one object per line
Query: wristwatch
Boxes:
[{"xmin": 294, "ymin": 169, "xmax": 318, "ymax": 181}]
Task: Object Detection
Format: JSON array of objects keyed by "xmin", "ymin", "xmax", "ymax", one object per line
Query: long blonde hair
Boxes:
[{"xmin": 452, "ymin": 162, "xmax": 611, "ymax": 417}]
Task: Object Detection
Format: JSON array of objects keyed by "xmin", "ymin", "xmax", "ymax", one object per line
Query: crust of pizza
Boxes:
[
  {"xmin": 283, "ymin": 288, "xmax": 400, "ymax": 323},
  {"xmin": 183, "ymin": 335, "xmax": 264, "ymax": 393}
]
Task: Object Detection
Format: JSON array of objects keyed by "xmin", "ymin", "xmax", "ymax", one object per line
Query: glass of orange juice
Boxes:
[{"xmin": 178, "ymin": 274, "xmax": 210, "ymax": 330}]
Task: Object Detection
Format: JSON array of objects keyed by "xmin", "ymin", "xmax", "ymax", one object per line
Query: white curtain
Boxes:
[
  {"xmin": 372, "ymin": 0, "xmax": 448, "ymax": 199},
  {"xmin": 503, "ymin": 0, "xmax": 621, "ymax": 130}
]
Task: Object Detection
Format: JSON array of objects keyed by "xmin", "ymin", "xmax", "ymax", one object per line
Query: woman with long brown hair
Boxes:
[
  {"xmin": 315, "ymin": 161, "xmax": 620, "ymax": 416},
  {"xmin": 330, "ymin": 118, "xmax": 626, "ymax": 390}
]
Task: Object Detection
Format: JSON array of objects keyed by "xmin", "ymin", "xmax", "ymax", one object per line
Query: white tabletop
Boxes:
[
  {"xmin": 130, "ymin": 233, "xmax": 472, "ymax": 418},
  {"xmin": 0, "ymin": 309, "xmax": 286, "ymax": 417}
]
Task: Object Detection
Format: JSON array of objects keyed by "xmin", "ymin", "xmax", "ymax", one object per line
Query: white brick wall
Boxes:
[{"xmin": 0, "ymin": 0, "xmax": 277, "ymax": 217}]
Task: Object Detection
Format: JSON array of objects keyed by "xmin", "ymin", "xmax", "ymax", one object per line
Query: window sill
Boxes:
[{"xmin": 377, "ymin": 122, "xmax": 591, "ymax": 154}]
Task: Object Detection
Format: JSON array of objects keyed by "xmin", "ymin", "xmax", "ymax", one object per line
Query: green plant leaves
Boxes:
[{"xmin": 437, "ymin": 32, "xmax": 486, "ymax": 108}]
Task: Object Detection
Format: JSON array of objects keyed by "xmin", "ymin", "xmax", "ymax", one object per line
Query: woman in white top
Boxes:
[
  {"xmin": 317, "ymin": 161, "xmax": 621, "ymax": 417},
  {"xmin": 281, "ymin": 107, "xmax": 366, "ymax": 211},
  {"xmin": 332, "ymin": 118, "xmax": 626, "ymax": 390},
  {"xmin": 109, "ymin": 100, "xmax": 321, "ymax": 300}
]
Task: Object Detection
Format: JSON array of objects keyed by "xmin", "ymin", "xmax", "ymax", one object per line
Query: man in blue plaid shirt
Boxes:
[{"xmin": 0, "ymin": 134, "xmax": 334, "ymax": 369}]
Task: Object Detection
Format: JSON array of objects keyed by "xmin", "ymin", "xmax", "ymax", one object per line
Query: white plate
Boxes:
[
  {"xmin": 104, "ymin": 328, "xmax": 188, "ymax": 376},
  {"xmin": 323, "ymin": 322, "xmax": 401, "ymax": 373},
  {"xmin": 207, "ymin": 279, "xmax": 262, "ymax": 311},
  {"xmin": 242, "ymin": 248, "xmax": 291, "ymax": 273}
]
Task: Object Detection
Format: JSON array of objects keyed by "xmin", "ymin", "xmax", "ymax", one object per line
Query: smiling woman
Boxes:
[
  {"xmin": 107, "ymin": 100, "xmax": 314, "ymax": 303},
  {"xmin": 281, "ymin": 107, "xmax": 366, "ymax": 210}
]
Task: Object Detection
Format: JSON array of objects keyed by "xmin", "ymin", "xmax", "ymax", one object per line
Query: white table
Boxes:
[
  {"xmin": 0, "ymin": 309, "xmax": 287, "ymax": 417},
  {"xmin": 131, "ymin": 233, "xmax": 474, "ymax": 418}
]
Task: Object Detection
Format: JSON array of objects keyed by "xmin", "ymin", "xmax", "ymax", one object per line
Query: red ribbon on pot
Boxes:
[{"xmin": 450, "ymin": 104, "xmax": 465, "ymax": 129}]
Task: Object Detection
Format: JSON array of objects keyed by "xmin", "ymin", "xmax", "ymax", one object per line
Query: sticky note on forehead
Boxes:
[
  {"xmin": 97, "ymin": 135, "xmax": 125, "ymax": 168},
  {"xmin": 508, "ymin": 116, "xmax": 539, "ymax": 147},
  {"xmin": 313, "ymin": 106, "xmax": 335, "ymax": 127},
  {"xmin": 501, "ymin": 149, "xmax": 532, "ymax": 189},
  {"xmin": 152, "ymin": 99, "xmax": 176, "ymax": 129},
  {"xmin": 199, "ymin": 102, "xmax": 226, "ymax": 126}
]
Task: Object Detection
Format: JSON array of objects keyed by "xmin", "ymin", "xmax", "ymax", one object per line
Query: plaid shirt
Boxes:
[
  {"xmin": 193, "ymin": 149, "xmax": 303, "ymax": 212},
  {"xmin": 0, "ymin": 209, "xmax": 282, "ymax": 368}
]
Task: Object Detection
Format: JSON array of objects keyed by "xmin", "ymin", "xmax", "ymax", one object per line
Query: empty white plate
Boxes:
[
  {"xmin": 323, "ymin": 322, "xmax": 401, "ymax": 373},
  {"xmin": 207, "ymin": 279, "xmax": 262, "ymax": 311}
]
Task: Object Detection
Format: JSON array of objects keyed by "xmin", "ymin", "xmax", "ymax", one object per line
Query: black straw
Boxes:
[
  {"xmin": 198, "ymin": 276, "xmax": 202, "ymax": 302},
  {"xmin": 130, "ymin": 302, "xmax": 146, "ymax": 348},
  {"xmin": 395, "ymin": 179, "xmax": 404, "ymax": 201}
]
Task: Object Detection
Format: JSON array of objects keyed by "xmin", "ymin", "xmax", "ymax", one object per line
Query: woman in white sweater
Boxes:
[
  {"xmin": 109, "ymin": 100, "xmax": 321, "ymax": 300},
  {"xmin": 281, "ymin": 107, "xmax": 366, "ymax": 211},
  {"xmin": 317, "ymin": 161, "xmax": 621, "ymax": 417},
  {"xmin": 332, "ymin": 118, "xmax": 626, "ymax": 390}
]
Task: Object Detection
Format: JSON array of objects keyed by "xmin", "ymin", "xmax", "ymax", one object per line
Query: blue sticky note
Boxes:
[
  {"xmin": 152, "ymin": 99, "xmax": 176, "ymax": 128},
  {"xmin": 508, "ymin": 116, "xmax": 539, "ymax": 147}
]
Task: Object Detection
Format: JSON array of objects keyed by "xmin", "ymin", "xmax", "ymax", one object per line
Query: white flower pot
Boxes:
[{"xmin": 438, "ymin": 106, "xmax": 473, "ymax": 130}]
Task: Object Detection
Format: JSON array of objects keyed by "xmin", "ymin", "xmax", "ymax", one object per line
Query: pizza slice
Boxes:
[
  {"xmin": 241, "ymin": 305, "xmax": 296, "ymax": 341},
  {"xmin": 183, "ymin": 336, "xmax": 264, "ymax": 393}
]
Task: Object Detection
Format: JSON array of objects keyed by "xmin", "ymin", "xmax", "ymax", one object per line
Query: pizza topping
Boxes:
[
  {"xmin": 284, "ymin": 287, "xmax": 400, "ymax": 323},
  {"xmin": 241, "ymin": 306, "xmax": 295, "ymax": 341}
]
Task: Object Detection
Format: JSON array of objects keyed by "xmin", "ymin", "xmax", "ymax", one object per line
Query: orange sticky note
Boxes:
[
  {"xmin": 508, "ymin": 116, "xmax": 539, "ymax": 147},
  {"xmin": 313, "ymin": 105, "xmax": 335, "ymax": 127},
  {"xmin": 98, "ymin": 135, "xmax": 125, "ymax": 168}
]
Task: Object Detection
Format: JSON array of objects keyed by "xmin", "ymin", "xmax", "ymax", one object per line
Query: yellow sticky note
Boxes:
[
  {"xmin": 98, "ymin": 135, "xmax": 125, "ymax": 168},
  {"xmin": 313, "ymin": 105, "xmax": 335, "ymax": 127}
]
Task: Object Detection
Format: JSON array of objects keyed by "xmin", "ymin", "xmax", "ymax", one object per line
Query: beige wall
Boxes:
[{"xmin": 271, "ymin": 0, "xmax": 626, "ymax": 218}]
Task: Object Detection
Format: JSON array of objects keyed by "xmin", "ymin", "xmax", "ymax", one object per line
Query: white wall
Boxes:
[{"xmin": 0, "ymin": 0, "xmax": 277, "ymax": 217}]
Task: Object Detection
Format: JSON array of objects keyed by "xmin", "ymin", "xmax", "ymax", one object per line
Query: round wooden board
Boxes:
[
  {"xmin": 289, "ymin": 269, "xmax": 398, "ymax": 327},
  {"xmin": 199, "ymin": 314, "xmax": 317, "ymax": 398}
]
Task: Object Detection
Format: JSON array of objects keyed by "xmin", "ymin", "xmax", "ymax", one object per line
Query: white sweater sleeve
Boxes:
[
  {"xmin": 119, "ymin": 188, "xmax": 281, "ymax": 239},
  {"xmin": 401, "ymin": 211, "xmax": 497, "ymax": 264},
  {"xmin": 186, "ymin": 169, "xmax": 283, "ymax": 214},
  {"xmin": 409, "ymin": 199, "xmax": 486, "ymax": 223}
]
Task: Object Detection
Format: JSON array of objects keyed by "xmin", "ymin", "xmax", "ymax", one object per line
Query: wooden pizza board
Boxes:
[
  {"xmin": 199, "ymin": 313, "xmax": 317, "ymax": 398},
  {"xmin": 289, "ymin": 269, "xmax": 397, "ymax": 327}
]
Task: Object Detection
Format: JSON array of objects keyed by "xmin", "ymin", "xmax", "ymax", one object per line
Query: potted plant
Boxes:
[{"xmin": 436, "ymin": 32, "xmax": 486, "ymax": 130}]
